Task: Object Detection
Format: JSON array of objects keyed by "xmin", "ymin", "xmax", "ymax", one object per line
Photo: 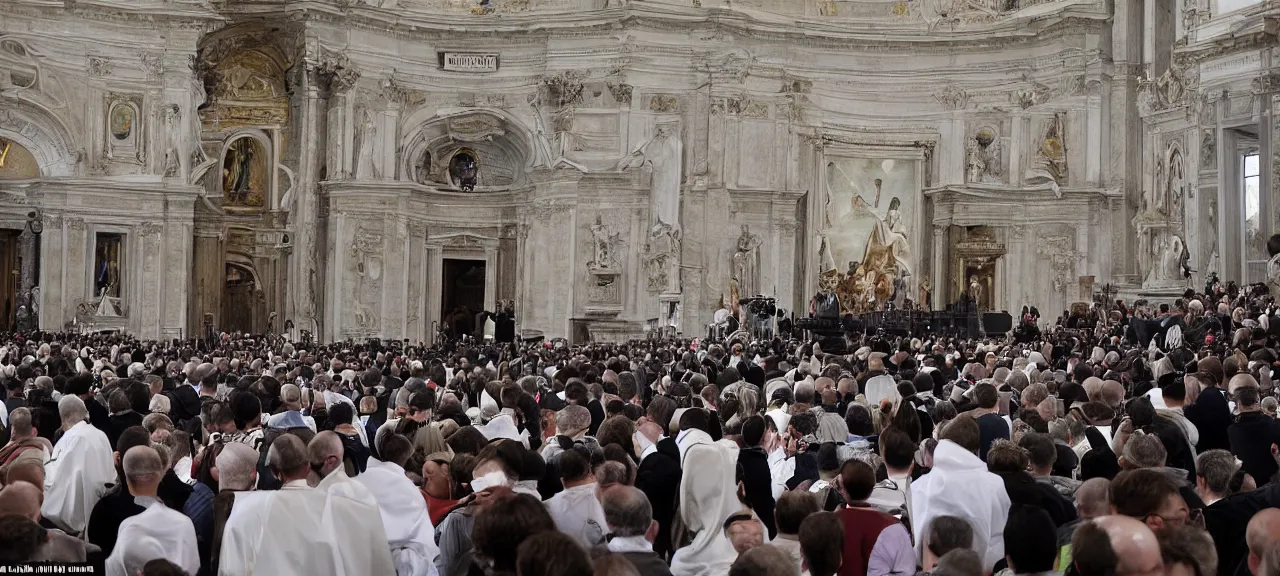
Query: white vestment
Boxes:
[
  {"xmin": 545, "ymin": 482, "xmax": 609, "ymax": 550},
  {"xmin": 43, "ymin": 421, "xmax": 115, "ymax": 534},
  {"xmin": 219, "ymin": 485, "xmax": 395, "ymax": 576},
  {"xmin": 670, "ymin": 429, "xmax": 740, "ymax": 576},
  {"xmin": 106, "ymin": 501, "xmax": 200, "ymax": 576},
  {"xmin": 355, "ymin": 458, "xmax": 441, "ymax": 576},
  {"xmin": 865, "ymin": 374, "xmax": 900, "ymax": 406},
  {"xmin": 910, "ymin": 439, "xmax": 1012, "ymax": 571}
]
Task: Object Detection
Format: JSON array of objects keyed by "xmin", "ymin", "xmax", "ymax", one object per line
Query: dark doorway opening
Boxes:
[
  {"xmin": 0, "ymin": 230, "xmax": 20, "ymax": 331},
  {"xmin": 441, "ymin": 258, "xmax": 486, "ymax": 339},
  {"xmin": 223, "ymin": 263, "xmax": 256, "ymax": 334}
]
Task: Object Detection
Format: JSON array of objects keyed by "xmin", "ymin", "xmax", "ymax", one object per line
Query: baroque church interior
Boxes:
[{"xmin": 0, "ymin": 0, "xmax": 1270, "ymax": 342}]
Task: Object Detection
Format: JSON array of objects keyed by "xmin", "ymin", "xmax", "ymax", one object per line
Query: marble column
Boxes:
[
  {"xmin": 17, "ymin": 218, "xmax": 37, "ymax": 331},
  {"xmin": 931, "ymin": 225, "xmax": 946, "ymax": 310}
]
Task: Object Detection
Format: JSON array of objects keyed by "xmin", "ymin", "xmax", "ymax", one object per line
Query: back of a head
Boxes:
[
  {"xmin": 926, "ymin": 516, "xmax": 975, "ymax": 559},
  {"xmin": 799, "ymin": 511, "xmax": 843, "ymax": 576},
  {"xmin": 1005, "ymin": 505, "xmax": 1059, "ymax": 574},
  {"xmin": 123, "ymin": 445, "xmax": 165, "ymax": 487},
  {"xmin": 741, "ymin": 415, "xmax": 766, "ymax": 447},
  {"xmin": 729, "ymin": 543, "xmax": 801, "ymax": 576},
  {"xmin": 838, "ymin": 458, "xmax": 877, "ymax": 502},
  {"xmin": 141, "ymin": 559, "xmax": 188, "ymax": 576},
  {"xmin": 1121, "ymin": 432, "xmax": 1167, "ymax": 469},
  {"xmin": 1196, "ymin": 449, "xmax": 1239, "ymax": 497},
  {"xmin": 933, "ymin": 548, "xmax": 984, "ymax": 576},
  {"xmin": 678, "ymin": 407, "xmax": 711, "ymax": 434},
  {"xmin": 986, "ymin": 439, "xmax": 1030, "ymax": 473},
  {"xmin": 266, "ymin": 433, "xmax": 309, "ymax": 477},
  {"xmin": 515, "ymin": 531, "xmax": 594, "ymax": 576},
  {"xmin": 555, "ymin": 405, "xmax": 592, "ymax": 436},
  {"xmin": 775, "ymin": 490, "xmax": 820, "ymax": 535},
  {"xmin": 973, "ymin": 382, "xmax": 998, "ymax": 409},
  {"xmin": 940, "ymin": 414, "xmax": 981, "ymax": 454},
  {"xmin": 379, "ymin": 433, "xmax": 414, "ymax": 468},
  {"xmin": 473, "ymin": 493, "xmax": 557, "ymax": 572},
  {"xmin": 1076, "ymin": 478, "xmax": 1112, "ymax": 519},
  {"xmin": 216, "ymin": 442, "xmax": 259, "ymax": 490},
  {"xmin": 1110, "ymin": 468, "xmax": 1181, "ymax": 518},
  {"xmin": 58, "ymin": 394, "xmax": 88, "ymax": 425},
  {"xmin": 557, "ymin": 448, "xmax": 591, "ymax": 483},
  {"xmin": 0, "ymin": 515, "xmax": 44, "ymax": 563},
  {"xmin": 1071, "ymin": 520, "xmax": 1118, "ymax": 576},
  {"xmin": 601, "ymin": 485, "xmax": 653, "ymax": 537}
]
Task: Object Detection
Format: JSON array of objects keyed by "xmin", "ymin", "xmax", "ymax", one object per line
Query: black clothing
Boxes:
[
  {"xmin": 586, "ymin": 399, "xmax": 605, "ymax": 437},
  {"xmin": 167, "ymin": 385, "xmax": 203, "ymax": 428},
  {"xmin": 976, "ymin": 413, "xmax": 1010, "ymax": 461},
  {"xmin": 105, "ymin": 411, "xmax": 145, "ymax": 451},
  {"xmin": 620, "ymin": 551, "xmax": 675, "ymax": 576},
  {"xmin": 1205, "ymin": 483, "xmax": 1280, "ymax": 576},
  {"xmin": 635, "ymin": 440, "xmax": 682, "ymax": 562},
  {"xmin": 1229, "ymin": 411, "xmax": 1280, "ymax": 484},
  {"xmin": 86, "ymin": 397, "xmax": 111, "ymax": 436},
  {"xmin": 737, "ymin": 446, "xmax": 777, "ymax": 539},
  {"xmin": 1185, "ymin": 387, "xmax": 1232, "ymax": 453},
  {"xmin": 995, "ymin": 470, "xmax": 1077, "ymax": 528}
]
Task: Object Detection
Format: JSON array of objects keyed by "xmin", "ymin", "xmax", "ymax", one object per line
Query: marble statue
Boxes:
[
  {"xmin": 621, "ymin": 123, "xmax": 683, "ymax": 236},
  {"xmin": 1145, "ymin": 234, "xmax": 1187, "ymax": 287},
  {"xmin": 966, "ymin": 140, "xmax": 986, "ymax": 183},
  {"xmin": 95, "ymin": 288, "xmax": 120, "ymax": 317},
  {"xmin": 589, "ymin": 216, "xmax": 620, "ymax": 270},
  {"xmin": 731, "ymin": 224, "xmax": 762, "ymax": 297},
  {"xmin": 354, "ymin": 109, "xmax": 376, "ymax": 179},
  {"xmin": 918, "ymin": 278, "xmax": 931, "ymax": 309}
]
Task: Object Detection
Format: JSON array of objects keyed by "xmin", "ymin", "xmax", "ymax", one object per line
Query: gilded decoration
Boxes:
[
  {"xmin": 200, "ymin": 50, "xmax": 290, "ymax": 129},
  {"xmin": 0, "ymin": 139, "xmax": 39, "ymax": 180},
  {"xmin": 222, "ymin": 137, "xmax": 268, "ymax": 209}
]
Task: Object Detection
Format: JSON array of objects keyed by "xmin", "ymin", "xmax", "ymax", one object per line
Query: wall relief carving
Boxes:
[
  {"xmin": 1025, "ymin": 113, "xmax": 1067, "ymax": 194},
  {"xmin": 649, "ymin": 95, "xmax": 681, "ymax": 113},
  {"xmin": 1200, "ymin": 129, "xmax": 1216, "ymax": 169}
]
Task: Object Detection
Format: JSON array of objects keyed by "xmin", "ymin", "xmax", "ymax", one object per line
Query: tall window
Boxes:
[{"xmin": 1244, "ymin": 153, "xmax": 1262, "ymax": 257}]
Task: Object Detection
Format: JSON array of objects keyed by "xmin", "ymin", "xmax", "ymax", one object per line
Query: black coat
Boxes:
[
  {"xmin": 621, "ymin": 551, "xmax": 675, "ymax": 576},
  {"xmin": 166, "ymin": 385, "xmax": 203, "ymax": 428},
  {"xmin": 995, "ymin": 470, "xmax": 1077, "ymax": 528},
  {"xmin": 1229, "ymin": 411, "xmax": 1280, "ymax": 484},
  {"xmin": 1185, "ymin": 387, "xmax": 1232, "ymax": 453},
  {"xmin": 636, "ymin": 439, "xmax": 682, "ymax": 561},
  {"xmin": 106, "ymin": 411, "xmax": 145, "ymax": 451},
  {"xmin": 737, "ymin": 446, "xmax": 777, "ymax": 539},
  {"xmin": 1205, "ymin": 483, "xmax": 1280, "ymax": 576}
]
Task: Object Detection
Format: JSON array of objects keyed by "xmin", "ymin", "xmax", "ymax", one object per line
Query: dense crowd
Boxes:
[{"xmin": 3, "ymin": 268, "xmax": 1280, "ymax": 576}]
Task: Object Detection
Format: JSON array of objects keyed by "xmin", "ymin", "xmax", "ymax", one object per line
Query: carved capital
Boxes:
[
  {"xmin": 139, "ymin": 51, "xmax": 165, "ymax": 81},
  {"xmin": 541, "ymin": 71, "xmax": 585, "ymax": 109},
  {"xmin": 137, "ymin": 222, "xmax": 163, "ymax": 237},
  {"xmin": 316, "ymin": 54, "xmax": 360, "ymax": 94},
  {"xmin": 934, "ymin": 86, "xmax": 969, "ymax": 111},
  {"xmin": 607, "ymin": 82, "xmax": 633, "ymax": 106},
  {"xmin": 87, "ymin": 56, "xmax": 113, "ymax": 77},
  {"xmin": 66, "ymin": 217, "xmax": 85, "ymax": 232},
  {"xmin": 42, "ymin": 214, "xmax": 63, "ymax": 230},
  {"xmin": 381, "ymin": 75, "xmax": 424, "ymax": 108}
]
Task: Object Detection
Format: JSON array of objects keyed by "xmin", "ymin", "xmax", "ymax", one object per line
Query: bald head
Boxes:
[
  {"xmin": 267, "ymin": 434, "xmax": 309, "ymax": 482},
  {"xmin": 1248, "ymin": 509, "xmax": 1280, "ymax": 575},
  {"xmin": 123, "ymin": 445, "xmax": 165, "ymax": 487},
  {"xmin": 214, "ymin": 442, "xmax": 259, "ymax": 491},
  {"xmin": 281, "ymin": 384, "xmax": 302, "ymax": 410},
  {"xmin": 1100, "ymin": 380, "xmax": 1125, "ymax": 408},
  {"xmin": 308, "ymin": 430, "xmax": 345, "ymax": 479},
  {"xmin": 1075, "ymin": 478, "xmax": 1111, "ymax": 519},
  {"xmin": 601, "ymin": 485, "xmax": 654, "ymax": 538},
  {"xmin": 1094, "ymin": 515, "xmax": 1163, "ymax": 576},
  {"xmin": 0, "ymin": 481, "xmax": 42, "ymax": 521}
]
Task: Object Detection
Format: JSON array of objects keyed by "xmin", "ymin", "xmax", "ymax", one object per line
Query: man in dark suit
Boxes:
[
  {"xmin": 600, "ymin": 485, "xmax": 674, "ymax": 576},
  {"xmin": 633, "ymin": 420, "xmax": 681, "ymax": 562},
  {"xmin": 737, "ymin": 415, "xmax": 777, "ymax": 538}
]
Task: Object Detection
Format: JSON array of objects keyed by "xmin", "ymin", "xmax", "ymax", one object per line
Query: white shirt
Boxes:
[
  {"xmin": 42, "ymin": 420, "xmax": 115, "ymax": 535},
  {"xmin": 106, "ymin": 501, "xmax": 199, "ymax": 576},
  {"xmin": 545, "ymin": 482, "xmax": 609, "ymax": 550}
]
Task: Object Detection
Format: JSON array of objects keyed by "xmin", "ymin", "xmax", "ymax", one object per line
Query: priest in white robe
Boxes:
[
  {"xmin": 219, "ymin": 435, "xmax": 394, "ymax": 576},
  {"xmin": 670, "ymin": 426, "xmax": 741, "ymax": 576},
  {"xmin": 43, "ymin": 395, "xmax": 115, "ymax": 536},
  {"xmin": 355, "ymin": 434, "xmax": 441, "ymax": 576},
  {"xmin": 105, "ymin": 446, "xmax": 200, "ymax": 576}
]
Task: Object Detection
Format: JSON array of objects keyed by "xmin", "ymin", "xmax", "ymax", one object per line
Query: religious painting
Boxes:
[
  {"xmin": 109, "ymin": 104, "xmax": 134, "ymax": 141},
  {"xmin": 449, "ymin": 149, "xmax": 478, "ymax": 191},
  {"xmin": 818, "ymin": 156, "xmax": 919, "ymax": 313},
  {"xmin": 0, "ymin": 138, "xmax": 40, "ymax": 180},
  {"xmin": 222, "ymin": 137, "xmax": 267, "ymax": 208},
  {"xmin": 94, "ymin": 232, "xmax": 123, "ymax": 299}
]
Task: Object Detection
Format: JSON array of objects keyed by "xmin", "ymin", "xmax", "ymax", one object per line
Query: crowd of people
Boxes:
[{"xmin": 3, "ymin": 268, "xmax": 1280, "ymax": 576}]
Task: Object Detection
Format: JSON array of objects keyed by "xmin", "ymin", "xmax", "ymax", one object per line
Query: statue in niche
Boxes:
[
  {"xmin": 1025, "ymin": 114, "xmax": 1068, "ymax": 196},
  {"xmin": 414, "ymin": 150, "xmax": 431, "ymax": 184},
  {"xmin": 1145, "ymin": 234, "xmax": 1189, "ymax": 287},
  {"xmin": 222, "ymin": 137, "xmax": 266, "ymax": 207},
  {"xmin": 619, "ymin": 122, "xmax": 683, "ymax": 237},
  {"xmin": 589, "ymin": 216, "xmax": 620, "ymax": 270},
  {"xmin": 965, "ymin": 139, "xmax": 986, "ymax": 183},
  {"xmin": 918, "ymin": 278, "xmax": 931, "ymax": 309},
  {"xmin": 968, "ymin": 275, "xmax": 983, "ymax": 310},
  {"xmin": 354, "ymin": 109, "xmax": 377, "ymax": 179},
  {"xmin": 1167, "ymin": 147, "xmax": 1185, "ymax": 218},
  {"xmin": 449, "ymin": 150, "xmax": 479, "ymax": 191},
  {"xmin": 732, "ymin": 225, "xmax": 762, "ymax": 298},
  {"xmin": 1201, "ymin": 130, "xmax": 1216, "ymax": 169},
  {"xmin": 1152, "ymin": 158, "xmax": 1167, "ymax": 216}
]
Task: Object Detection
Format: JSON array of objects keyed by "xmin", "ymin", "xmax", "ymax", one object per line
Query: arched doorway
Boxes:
[{"xmin": 222, "ymin": 262, "xmax": 257, "ymax": 333}]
